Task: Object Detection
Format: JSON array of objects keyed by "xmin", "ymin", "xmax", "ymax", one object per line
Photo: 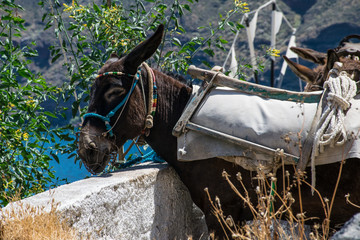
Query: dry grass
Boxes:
[
  {"xmin": 204, "ymin": 158, "xmax": 344, "ymax": 240},
  {"xmin": 0, "ymin": 196, "xmax": 82, "ymax": 240}
]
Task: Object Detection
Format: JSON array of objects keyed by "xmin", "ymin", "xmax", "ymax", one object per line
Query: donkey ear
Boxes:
[
  {"xmin": 326, "ymin": 49, "xmax": 340, "ymax": 71},
  {"xmin": 283, "ymin": 56, "xmax": 318, "ymax": 84},
  {"xmin": 290, "ymin": 47, "xmax": 326, "ymax": 65},
  {"xmin": 123, "ymin": 24, "xmax": 165, "ymax": 74}
]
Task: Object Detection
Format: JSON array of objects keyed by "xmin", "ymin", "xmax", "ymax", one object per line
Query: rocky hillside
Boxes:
[{"xmin": 14, "ymin": 0, "xmax": 360, "ymax": 90}]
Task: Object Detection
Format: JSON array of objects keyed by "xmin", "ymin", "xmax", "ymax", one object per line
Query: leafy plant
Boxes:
[{"xmin": 0, "ymin": 0, "xmax": 70, "ymax": 206}]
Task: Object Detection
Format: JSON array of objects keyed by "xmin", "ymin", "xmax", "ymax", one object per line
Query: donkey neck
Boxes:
[{"xmin": 144, "ymin": 69, "xmax": 192, "ymax": 167}]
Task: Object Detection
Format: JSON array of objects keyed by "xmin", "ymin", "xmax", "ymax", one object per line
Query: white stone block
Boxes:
[{"xmin": 5, "ymin": 163, "xmax": 208, "ymax": 240}]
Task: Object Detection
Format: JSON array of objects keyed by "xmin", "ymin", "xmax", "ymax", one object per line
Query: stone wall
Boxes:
[{"xmin": 5, "ymin": 163, "xmax": 208, "ymax": 240}]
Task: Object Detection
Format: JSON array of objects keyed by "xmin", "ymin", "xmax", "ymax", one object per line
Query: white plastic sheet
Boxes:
[{"xmin": 177, "ymin": 87, "xmax": 360, "ymax": 170}]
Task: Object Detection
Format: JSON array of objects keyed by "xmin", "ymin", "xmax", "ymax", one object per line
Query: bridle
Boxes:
[{"xmin": 83, "ymin": 62, "xmax": 157, "ymax": 138}]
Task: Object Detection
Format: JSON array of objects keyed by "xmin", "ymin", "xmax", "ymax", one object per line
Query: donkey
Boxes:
[
  {"xmin": 283, "ymin": 34, "xmax": 360, "ymax": 91},
  {"xmin": 78, "ymin": 25, "xmax": 360, "ymax": 237}
]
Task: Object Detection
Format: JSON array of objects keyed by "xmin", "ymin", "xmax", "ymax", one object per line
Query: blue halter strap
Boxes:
[{"xmin": 83, "ymin": 70, "xmax": 140, "ymax": 137}]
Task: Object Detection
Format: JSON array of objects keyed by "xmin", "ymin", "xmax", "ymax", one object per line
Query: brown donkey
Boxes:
[
  {"xmin": 283, "ymin": 34, "xmax": 360, "ymax": 91},
  {"xmin": 78, "ymin": 25, "xmax": 360, "ymax": 237}
]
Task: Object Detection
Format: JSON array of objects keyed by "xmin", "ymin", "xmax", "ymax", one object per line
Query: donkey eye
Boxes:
[{"xmin": 104, "ymin": 87, "xmax": 125, "ymax": 102}]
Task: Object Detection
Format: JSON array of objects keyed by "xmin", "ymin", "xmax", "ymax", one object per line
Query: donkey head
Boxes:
[
  {"xmin": 283, "ymin": 35, "xmax": 360, "ymax": 91},
  {"xmin": 78, "ymin": 25, "xmax": 164, "ymax": 174}
]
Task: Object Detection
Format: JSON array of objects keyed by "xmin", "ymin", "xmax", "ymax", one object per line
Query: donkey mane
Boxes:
[
  {"xmin": 79, "ymin": 26, "xmax": 360, "ymax": 238},
  {"xmin": 165, "ymin": 71, "xmax": 192, "ymax": 87}
]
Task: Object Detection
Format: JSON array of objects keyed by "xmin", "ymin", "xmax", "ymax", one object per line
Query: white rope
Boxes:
[{"xmin": 310, "ymin": 67, "xmax": 357, "ymax": 192}]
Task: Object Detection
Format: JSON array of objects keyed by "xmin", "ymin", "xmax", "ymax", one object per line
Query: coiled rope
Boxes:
[{"xmin": 311, "ymin": 65, "xmax": 357, "ymax": 191}]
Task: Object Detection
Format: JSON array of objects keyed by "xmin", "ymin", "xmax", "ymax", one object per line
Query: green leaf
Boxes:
[
  {"xmin": 219, "ymin": 38, "xmax": 228, "ymax": 44},
  {"xmin": 164, "ymin": 51, "xmax": 173, "ymax": 58},
  {"xmin": 42, "ymin": 13, "xmax": 47, "ymax": 22},
  {"xmin": 23, "ymin": 50, "xmax": 38, "ymax": 57},
  {"xmin": 183, "ymin": 4, "xmax": 191, "ymax": 12},
  {"xmin": 172, "ymin": 37, "xmax": 181, "ymax": 47},
  {"xmin": 68, "ymin": 24, "xmax": 78, "ymax": 31},
  {"xmin": 236, "ymin": 23, "xmax": 245, "ymax": 30},
  {"xmin": 93, "ymin": 3, "xmax": 101, "ymax": 13},
  {"xmin": 13, "ymin": 17, "xmax": 25, "ymax": 24},
  {"xmin": 44, "ymin": 111, "xmax": 57, "ymax": 118},
  {"xmin": 1, "ymin": 15, "xmax": 12, "ymax": 21},
  {"xmin": 72, "ymin": 100, "xmax": 80, "ymax": 117},
  {"xmin": 203, "ymin": 48, "xmax": 214, "ymax": 57},
  {"xmin": 18, "ymin": 69, "xmax": 31, "ymax": 79},
  {"xmin": 130, "ymin": 26, "xmax": 144, "ymax": 31},
  {"xmin": 51, "ymin": 53, "xmax": 62, "ymax": 63},
  {"xmin": 50, "ymin": 152, "xmax": 60, "ymax": 164},
  {"xmin": 227, "ymin": 21, "xmax": 234, "ymax": 27}
]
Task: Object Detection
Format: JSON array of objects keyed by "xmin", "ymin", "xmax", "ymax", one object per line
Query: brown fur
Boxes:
[
  {"xmin": 284, "ymin": 37, "xmax": 360, "ymax": 91},
  {"xmin": 78, "ymin": 27, "xmax": 360, "ymax": 237}
]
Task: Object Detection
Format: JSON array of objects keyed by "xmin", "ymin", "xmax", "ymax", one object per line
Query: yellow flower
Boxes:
[
  {"xmin": 268, "ymin": 48, "xmax": 280, "ymax": 57},
  {"xmin": 63, "ymin": 3, "xmax": 73, "ymax": 12},
  {"xmin": 120, "ymin": 39, "xmax": 129, "ymax": 47},
  {"xmin": 14, "ymin": 129, "xmax": 22, "ymax": 141},
  {"xmin": 235, "ymin": 0, "xmax": 250, "ymax": 12},
  {"xmin": 23, "ymin": 132, "xmax": 29, "ymax": 141},
  {"xmin": 8, "ymin": 103, "xmax": 15, "ymax": 109},
  {"xmin": 76, "ymin": 8, "xmax": 85, "ymax": 13},
  {"xmin": 26, "ymin": 97, "xmax": 36, "ymax": 108},
  {"xmin": 83, "ymin": 24, "xmax": 87, "ymax": 27}
]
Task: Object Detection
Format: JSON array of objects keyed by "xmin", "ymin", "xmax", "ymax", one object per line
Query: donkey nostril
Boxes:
[{"xmin": 89, "ymin": 142, "xmax": 97, "ymax": 149}]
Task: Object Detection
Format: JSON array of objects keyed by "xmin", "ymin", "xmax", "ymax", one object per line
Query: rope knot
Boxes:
[
  {"xmin": 310, "ymin": 69, "xmax": 357, "ymax": 193},
  {"xmin": 327, "ymin": 92, "xmax": 351, "ymax": 110}
]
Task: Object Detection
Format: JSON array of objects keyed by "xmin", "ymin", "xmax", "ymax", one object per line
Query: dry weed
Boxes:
[
  {"xmin": 0, "ymin": 197, "xmax": 82, "ymax": 240},
  {"xmin": 205, "ymin": 161, "xmax": 333, "ymax": 240}
]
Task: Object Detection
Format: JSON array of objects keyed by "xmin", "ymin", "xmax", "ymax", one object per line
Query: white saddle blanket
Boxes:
[{"xmin": 177, "ymin": 87, "xmax": 360, "ymax": 170}]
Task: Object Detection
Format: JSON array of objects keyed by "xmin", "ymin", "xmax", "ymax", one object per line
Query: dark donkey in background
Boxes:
[
  {"xmin": 284, "ymin": 34, "xmax": 360, "ymax": 91},
  {"xmin": 78, "ymin": 25, "xmax": 360, "ymax": 237}
]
